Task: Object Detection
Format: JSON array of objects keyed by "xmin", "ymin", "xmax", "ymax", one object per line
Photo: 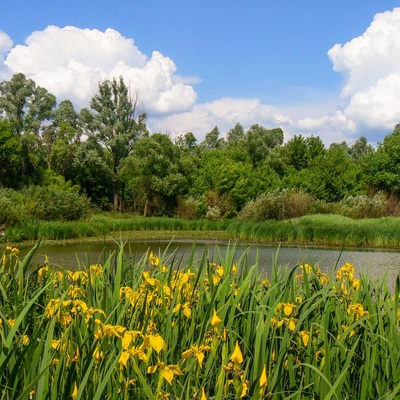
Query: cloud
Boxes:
[
  {"xmin": 150, "ymin": 97, "xmax": 292, "ymax": 142},
  {"xmin": 1, "ymin": 9, "xmax": 400, "ymax": 147},
  {"xmin": 2, "ymin": 26, "xmax": 197, "ymax": 113},
  {"xmin": 328, "ymin": 7, "xmax": 400, "ymax": 131},
  {"xmin": 0, "ymin": 31, "xmax": 13, "ymax": 80}
]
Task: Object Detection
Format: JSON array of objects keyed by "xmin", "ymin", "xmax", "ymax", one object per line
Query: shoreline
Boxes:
[{"xmin": 5, "ymin": 229, "xmax": 400, "ymax": 253}]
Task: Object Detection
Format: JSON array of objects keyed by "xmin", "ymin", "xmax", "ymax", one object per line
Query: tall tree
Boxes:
[
  {"xmin": 245, "ymin": 125, "xmax": 284, "ymax": 167},
  {"xmin": 120, "ymin": 133, "xmax": 185, "ymax": 216},
  {"xmin": 0, "ymin": 73, "xmax": 56, "ymax": 135},
  {"xmin": 80, "ymin": 77, "xmax": 147, "ymax": 210},
  {"xmin": 201, "ymin": 126, "xmax": 224, "ymax": 149}
]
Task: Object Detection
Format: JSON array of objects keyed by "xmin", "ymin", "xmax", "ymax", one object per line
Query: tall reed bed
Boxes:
[{"xmin": 1, "ymin": 243, "xmax": 400, "ymax": 399}]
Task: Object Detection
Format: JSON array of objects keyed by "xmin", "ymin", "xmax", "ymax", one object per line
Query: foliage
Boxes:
[
  {"xmin": 338, "ymin": 193, "xmax": 387, "ymax": 219},
  {"xmin": 1, "ymin": 244, "xmax": 400, "ymax": 399},
  {"xmin": 80, "ymin": 76, "xmax": 148, "ymax": 210},
  {"xmin": 0, "ymin": 175, "xmax": 90, "ymax": 226},
  {"xmin": 239, "ymin": 189, "xmax": 314, "ymax": 221},
  {"xmin": 0, "ymin": 73, "xmax": 56, "ymax": 135}
]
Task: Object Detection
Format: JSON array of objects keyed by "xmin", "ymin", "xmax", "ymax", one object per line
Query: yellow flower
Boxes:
[
  {"xmin": 230, "ymin": 341, "xmax": 243, "ymax": 365},
  {"xmin": 173, "ymin": 302, "xmax": 192, "ymax": 318},
  {"xmin": 298, "ymin": 330, "xmax": 310, "ymax": 346},
  {"xmin": 240, "ymin": 380, "xmax": 248, "ymax": 398},
  {"xmin": 21, "ymin": 335, "xmax": 30, "ymax": 346},
  {"xmin": 93, "ymin": 348, "xmax": 104, "ymax": 362},
  {"xmin": 201, "ymin": 388, "xmax": 207, "ymax": 400},
  {"xmin": 118, "ymin": 351, "xmax": 131, "ymax": 368},
  {"xmin": 347, "ymin": 303, "xmax": 369, "ymax": 320},
  {"xmin": 94, "ymin": 320, "xmax": 126, "ymax": 339},
  {"xmin": 211, "ymin": 309, "xmax": 222, "ymax": 327},
  {"xmin": 336, "ymin": 263, "xmax": 355, "ymax": 281},
  {"xmin": 283, "ymin": 303, "xmax": 296, "ymax": 316},
  {"xmin": 71, "ymin": 382, "xmax": 78, "ymax": 399},
  {"xmin": 182, "ymin": 345, "xmax": 211, "ymax": 368},
  {"xmin": 149, "ymin": 251, "xmax": 160, "ymax": 266},
  {"xmin": 145, "ymin": 334, "xmax": 167, "ymax": 353},
  {"xmin": 260, "ymin": 364, "xmax": 268, "ymax": 389},
  {"xmin": 147, "ymin": 359, "xmax": 183, "ymax": 385},
  {"xmin": 6, "ymin": 245, "xmax": 19, "ymax": 254},
  {"xmin": 122, "ymin": 330, "xmax": 143, "ymax": 350}
]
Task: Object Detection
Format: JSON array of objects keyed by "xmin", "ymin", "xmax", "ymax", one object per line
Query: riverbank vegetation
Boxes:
[
  {"xmin": 1, "ymin": 243, "xmax": 400, "ymax": 398},
  {"xmin": 4, "ymin": 213, "xmax": 400, "ymax": 249},
  {"xmin": 2, "ymin": 74, "xmax": 400, "ymax": 230}
]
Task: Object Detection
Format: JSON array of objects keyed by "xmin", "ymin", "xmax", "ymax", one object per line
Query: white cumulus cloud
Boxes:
[
  {"xmin": 2, "ymin": 25, "xmax": 197, "ymax": 114},
  {"xmin": 150, "ymin": 97, "xmax": 292, "ymax": 142},
  {"xmin": 0, "ymin": 31, "xmax": 13, "ymax": 80},
  {"xmin": 328, "ymin": 7, "xmax": 400, "ymax": 131}
]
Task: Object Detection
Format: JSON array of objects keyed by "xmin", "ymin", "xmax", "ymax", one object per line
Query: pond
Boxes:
[{"xmin": 14, "ymin": 239, "xmax": 400, "ymax": 288}]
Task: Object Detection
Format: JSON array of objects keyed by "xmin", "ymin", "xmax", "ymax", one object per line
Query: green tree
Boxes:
[
  {"xmin": 121, "ymin": 134, "xmax": 185, "ymax": 216},
  {"xmin": 361, "ymin": 125, "xmax": 400, "ymax": 195},
  {"xmin": 0, "ymin": 73, "xmax": 56, "ymax": 135},
  {"xmin": 70, "ymin": 137, "xmax": 114, "ymax": 209},
  {"xmin": 349, "ymin": 136, "xmax": 374, "ymax": 159},
  {"xmin": 226, "ymin": 123, "xmax": 245, "ymax": 143},
  {"xmin": 80, "ymin": 77, "xmax": 147, "ymax": 210},
  {"xmin": 0, "ymin": 120, "xmax": 22, "ymax": 188},
  {"xmin": 245, "ymin": 125, "xmax": 284, "ymax": 167},
  {"xmin": 175, "ymin": 132, "xmax": 197, "ymax": 150},
  {"xmin": 201, "ymin": 126, "xmax": 224, "ymax": 149},
  {"xmin": 303, "ymin": 146, "xmax": 362, "ymax": 202},
  {"xmin": 42, "ymin": 100, "xmax": 80, "ymax": 174}
]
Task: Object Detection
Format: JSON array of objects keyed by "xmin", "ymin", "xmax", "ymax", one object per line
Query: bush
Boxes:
[
  {"xmin": 338, "ymin": 193, "xmax": 387, "ymax": 219},
  {"xmin": 0, "ymin": 175, "xmax": 91, "ymax": 225},
  {"xmin": 239, "ymin": 189, "xmax": 314, "ymax": 221},
  {"xmin": 176, "ymin": 196, "xmax": 206, "ymax": 219}
]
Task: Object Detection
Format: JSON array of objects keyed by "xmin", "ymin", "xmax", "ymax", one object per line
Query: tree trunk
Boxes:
[
  {"xmin": 144, "ymin": 197, "xmax": 150, "ymax": 217},
  {"xmin": 113, "ymin": 173, "xmax": 119, "ymax": 211}
]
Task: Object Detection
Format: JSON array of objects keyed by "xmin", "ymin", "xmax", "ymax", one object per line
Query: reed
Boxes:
[
  {"xmin": 4, "ymin": 214, "xmax": 400, "ymax": 248},
  {"xmin": 1, "ymin": 243, "xmax": 400, "ymax": 398}
]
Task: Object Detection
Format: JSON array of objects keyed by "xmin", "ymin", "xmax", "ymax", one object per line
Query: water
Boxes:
[{"xmin": 14, "ymin": 239, "xmax": 400, "ymax": 286}]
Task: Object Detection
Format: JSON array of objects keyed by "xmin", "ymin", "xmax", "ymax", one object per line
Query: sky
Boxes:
[{"xmin": 1, "ymin": 0, "xmax": 400, "ymax": 145}]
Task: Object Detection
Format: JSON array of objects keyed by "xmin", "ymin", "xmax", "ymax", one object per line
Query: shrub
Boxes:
[
  {"xmin": 0, "ymin": 175, "xmax": 91, "ymax": 225},
  {"xmin": 176, "ymin": 196, "xmax": 206, "ymax": 219},
  {"xmin": 239, "ymin": 189, "xmax": 314, "ymax": 221},
  {"xmin": 338, "ymin": 193, "xmax": 387, "ymax": 219}
]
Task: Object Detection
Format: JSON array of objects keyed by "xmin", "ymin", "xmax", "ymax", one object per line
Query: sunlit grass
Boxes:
[{"xmin": 1, "ymin": 243, "xmax": 400, "ymax": 398}]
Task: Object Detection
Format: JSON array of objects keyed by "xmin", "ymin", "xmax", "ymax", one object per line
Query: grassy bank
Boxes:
[
  {"xmin": 3, "ymin": 213, "xmax": 400, "ymax": 248},
  {"xmin": 1, "ymin": 243, "xmax": 400, "ymax": 398}
]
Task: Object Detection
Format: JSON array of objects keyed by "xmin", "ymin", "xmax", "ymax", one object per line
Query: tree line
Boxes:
[{"xmin": 1, "ymin": 73, "xmax": 400, "ymax": 221}]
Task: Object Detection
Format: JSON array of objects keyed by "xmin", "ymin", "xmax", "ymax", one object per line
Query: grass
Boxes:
[
  {"xmin": 1, "ymin": 243, "xmax": 400, "ymax": 398},
  {"xmin": 3, "ymin": 213, "xmax": 400, "ymax": 248}
]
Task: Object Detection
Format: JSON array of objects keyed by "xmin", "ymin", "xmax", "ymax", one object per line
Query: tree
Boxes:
[
  {"xmin": 349, "ymin": 136, "xmax": 374, "ymax": 159},
  {"xmin": 201, "ymin": 126, "xmax": 224, "ymax": 149},
  {"xmin": 0, "ymin": 120, "xmax": 22, "ymax": 187},
  {"xmin": 80, "ymin": 77, "xmax": 147, "ymax": 210},
  {"xmin": 0, "ymin": 73, "xmax": 56, "ymax": 135},
  {"xmin": 226, "ymin": 123, "xmax": 245, "ymax": 143},
  {"xmin": 245, "ymin": 125, "xmax": 284, "ymax": 167},
  {"xmin": 304, "ymin": 146, "xmax": 362, "ymax": 202},
  {"xmin": 120, "ymin": 134, "xmax": 185, "ymax": 216},
  {"xmin": 282, "ymin": 135, "xmax": 326, "ymax": 170},
  {"xmin": 361, "ymin": 125, "xmax": 400, "ymax": 195},
  {"xmin": 42, "ymin": 100, "xmax": 80, "ymax": 173},
  {"xmin": 175, "ymin": 132, "xmax": 197, "ymax": 150}
]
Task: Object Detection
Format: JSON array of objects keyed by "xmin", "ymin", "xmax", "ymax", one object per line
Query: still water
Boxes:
[{"xmin": 17, "ymin": 239, "xmax": 400, "ymax": 286}]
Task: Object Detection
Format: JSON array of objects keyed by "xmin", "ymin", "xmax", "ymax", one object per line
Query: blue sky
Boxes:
[{"xmin": 1, "ymin": 0, "xmax": 400, "ymax": 144}]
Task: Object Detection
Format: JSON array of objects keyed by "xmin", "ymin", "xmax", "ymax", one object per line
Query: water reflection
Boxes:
[{"xmin": 14, "ymin": 239, "xmax": 400, "ymax": 286}]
